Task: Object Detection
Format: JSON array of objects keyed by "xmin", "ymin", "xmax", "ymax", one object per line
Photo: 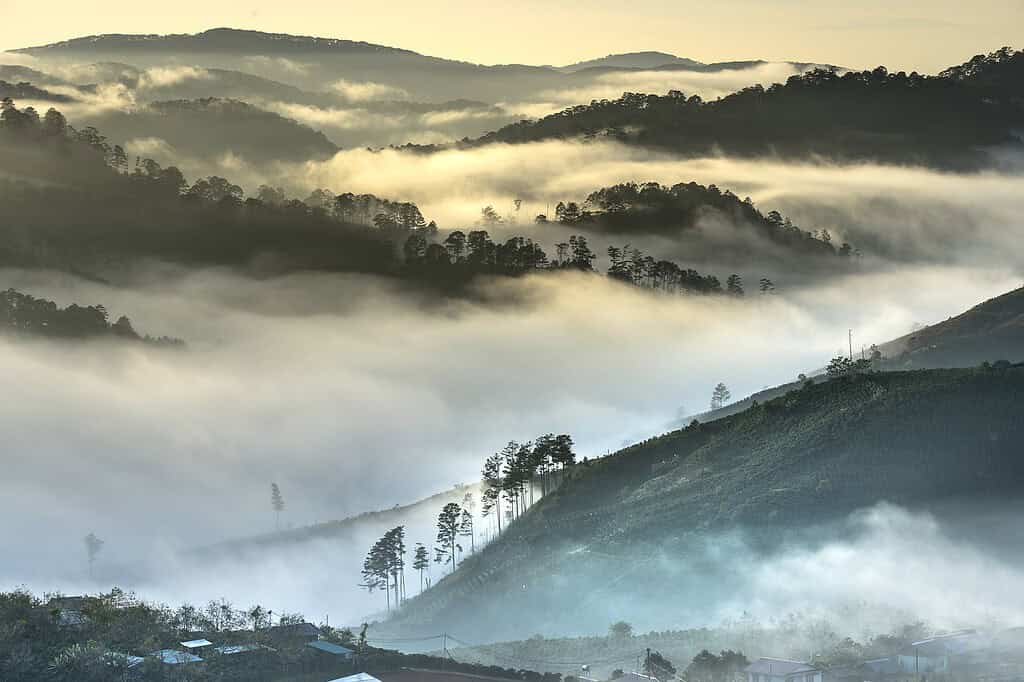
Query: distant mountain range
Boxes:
[
  {"xmin": 556, "ymin": 51, "xmax": 705, "ymax": 72},
  {"xmin": 6, "ymin": 28, "xmax": 829, "ymax": 103}
]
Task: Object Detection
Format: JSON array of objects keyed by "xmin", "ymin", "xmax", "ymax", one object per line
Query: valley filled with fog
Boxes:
[{"xmin": 3, "ymin": 22, "xmax": 1024, "ymax": 677}]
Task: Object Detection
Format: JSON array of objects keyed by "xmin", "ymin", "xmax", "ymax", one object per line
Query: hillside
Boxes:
[
  {"xmin": 80, "ymin": 97, "xmax": 339, "ymax": 165},
  {"xmin": 470, "ymin": 50, "xmax": 1024, "ymax": 169},
  {"xmin": 9, "ymin": 28, "xmax": 818, "ymax": 103},
  {"xmin": 880, "ymin": 286, "xmax": 1024, "ymax": 369},
  {"xmin": 190, "ymin": 483, "xmax": 479, "ymax": 559},
  {"xmin": 379, "ymin": 364, "xmax": 1024, "ymax": 641},
  {"xmin": 558, "ymin": 52, "xmax": 704, "ymax": 72},
  {"xmin": 687, "ymin": 286, "xmax": 1024, "ymax": 425}
]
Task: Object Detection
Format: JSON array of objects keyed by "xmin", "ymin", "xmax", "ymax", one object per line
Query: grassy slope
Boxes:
[
  {"xmin": 383, "ymin": 365, "xmax": 1024, "ymax": 639},
  {"xmin": 190, "ymin": 484, "xmax": 478, "ymax": 558},
  {"xmin": 692, "ymin": 286, "xmax": 1024, "ymax": 425}
]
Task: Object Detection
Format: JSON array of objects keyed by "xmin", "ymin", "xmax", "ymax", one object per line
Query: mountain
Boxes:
[
  {"xmin": 0, "ymin": 80, "xmax": 73, "ymax": 102},
  {"xmin": 681, "ymin": 286, "xmax": 1024, "ymax": 426},
  {"xmin": 879, "ymin": 286, "xmax": 1024, "ymax": 369},
  {"xmin": 11, "ymin": 28, "xmax": 563, "ymax": 102},
  {"xmin": 558, "ymin": 51, "xmax": 704, "ymax": 72},
  {"xmin": 79, "ymin": 97, "xmax": 339, "ymax": 166},
  {"xmin": 379, "ymin": 363, "xmax": 1024, "ymax": 641},
  {"xmin": 15, "ymin": 27, "xmax": 418, "ymax": 57},
  {"xmin": 469, "ymin": 50, "xmax": 1024, "ymax": 169},
  {"xmin": 190, "ymin": 483, "xmax": 479, "ymax": 559},
  {"xmin": 10, "ymin": 28, "xmax": 819, "ymax": 104}
]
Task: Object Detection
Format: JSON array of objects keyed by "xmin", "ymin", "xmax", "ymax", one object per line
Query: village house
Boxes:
[{"xmin": 746, "ymin": 658, "xmax": 823, "ymax": 682}]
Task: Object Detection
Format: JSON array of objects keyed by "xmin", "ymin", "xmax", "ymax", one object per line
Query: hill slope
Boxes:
[
  {"xmin": 558, "ymin": 51, "xmax": 704, "ymax": 72},
  {"xmin": 381, "ymin": 365, "xmax": 1024, "ymax": 641},
  {"xmin": 880, "ymin": 286, "xmax": 1024, "ymax": 369},
  {"xmin": 470, "ymin": 49, "xmax": 1024, "ymax": 169},
  {"xmin": 10, "ymin": 28, "xmax": 821, "ymax": 103}
]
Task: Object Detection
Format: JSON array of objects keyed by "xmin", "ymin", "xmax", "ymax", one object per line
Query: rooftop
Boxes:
[
  {"xmin": 181, "ymin": 638, "xmax": 213, "ymax": 649},
  {"xmin": 746, "ymin": 658, "xmax": 817, "ymax": 676},
  {"xmin": 151, "ymin": 649, "xmax": 203, "ymax": 665},
  {"xmin": 307, "ymin": 640, "xmax": 355, "ymax": 656}
]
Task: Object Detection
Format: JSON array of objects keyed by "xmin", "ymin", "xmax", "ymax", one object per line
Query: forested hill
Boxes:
[
  {"xmin": 382, "ymin": 364, "xmax": 1024, "ymax": 640},
  {"xmin": 84, "ymin": 97, "xmax": 340, "ymax": 165},
  {"xmin": 468, "ymin": 48, "xmax": 1024, "ymax": 169},
  {"xmin": 1, "ymin": 288, "xmax": 183, "ymax": 345},
  {"xmin": 0, "ymin": 100, "xmax": 843, "ymax": 292}
]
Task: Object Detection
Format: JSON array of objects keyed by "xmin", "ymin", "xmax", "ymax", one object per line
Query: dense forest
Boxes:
[
  {"xmin": 84, "ymin": 97, "xmax": 341, "ymax": 165},
  {"xmin": 0, "ymin": 99, "xmax": 840, "ymax": 295},
  {"xmin": 1, "ymin": 288, "xmax": 183, "ymax": 345},
  {"xmin": 458, "ymin": 48, "xmax": 1024, "ymax": 169},
  {"xmin": 0, "ymin": 80, "xmax": 73, "ymax": 102}
]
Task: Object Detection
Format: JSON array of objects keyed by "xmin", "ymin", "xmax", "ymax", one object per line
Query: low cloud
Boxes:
[
  {"xmin": 331, "ymin": 78, "xmax": 410, "ymax": 103},
  {"xmin": 507, "ymin": 63, "xmax": 810, "ymax": 119},
  {"xmin": 0, "ymin": 264, "xmax": 1014, "ymax": 625}
]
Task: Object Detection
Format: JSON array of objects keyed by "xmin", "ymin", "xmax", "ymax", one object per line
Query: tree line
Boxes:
[
  {"xmin": 1, "ymin": 288, "xmax": 184, "ymax": 346},
  {"xmin": 469, "ymin": 49, "xmax": 1024, "ymax": 169},
  {"xmin": 4, "ymin": 99, "xmax": 816, "ymax": 297},
  {"xmin": 360, "ymin": 434, "xmax": 576, "ymax": 613}
]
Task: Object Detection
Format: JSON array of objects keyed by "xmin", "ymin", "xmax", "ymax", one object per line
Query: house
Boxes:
[
  {"xmin": 746, "ymin": 658, "xmax": 822, "ymax": 682},
  {"xmin": 307, "ymin": 639, "xmax": 356, "ymax": 660},
  {"xmin": 267, "ymin": 621, "xmax": 321, "ymax": 643},
  {"xmin": 181, "ymin": 638, "xmax": 214, "ymax": 654},
  {"xmin": 151, "ymin": 649, "xmax": 203, "ymax": 665},
  {"xmin": 213, "ymin": 643, "xmax": 272, "ymax": 656},
  {"xmin": 44, "ymin": 595, "xmax": 89, "ymax": 626},
  {"xmin": 329, "ymin": 674, "xmax": 382, "ymax": 682}
]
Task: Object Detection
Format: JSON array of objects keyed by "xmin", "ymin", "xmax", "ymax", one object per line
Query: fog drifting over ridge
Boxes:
[{"xmin": 0, "ymin": 263, "xmax": 1018, "ymax": 623}]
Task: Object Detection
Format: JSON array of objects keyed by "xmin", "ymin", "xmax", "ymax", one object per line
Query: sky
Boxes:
[{"xmin": 2, "ymin": 0, "xmax": 1021, "ymax": 73}]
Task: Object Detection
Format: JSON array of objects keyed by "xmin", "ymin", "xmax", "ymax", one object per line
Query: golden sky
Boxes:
[{"xmin": 2, "ymin": 0, "xmax": 1022, "ymax": 72}]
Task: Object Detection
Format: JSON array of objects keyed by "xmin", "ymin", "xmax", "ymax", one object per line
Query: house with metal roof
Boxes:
[
  {"xmin": 214, "ymin": 643, "xmax": 272, "ymax": 656},
  {"xmin": 267, "ymin": 621, "xmax": 322, "ymax": 642},
  {"xmin": 746, "ymin": 658, "xmax": 822, "ymax": 682},
  {"xmin": 307, "ymin": 639, "xmax": 355, "ymax": 658},
  {"xmin": 328, "ymin": 673, "xmax": 382, "ymax": 682},
  {"xmin": 151, "ymin": 649, "xmax": 203, "ymax": 665},
  {"xmin": 181, "ymin": 638, "xmax": 213, "ymax": 651}
]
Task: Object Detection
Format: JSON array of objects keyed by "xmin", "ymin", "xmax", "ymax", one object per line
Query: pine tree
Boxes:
[
  {"xmin": 413, "ymin": 544, "xmax": 430, "ymax": 593},
  {"xmin": 710, "ymin": 383, "xmax": 732, "ymax": 410},
  {"xmin": 481, "ymin": 453, "xmax": 504, "ymax": 535},
  {"xmin": 271, "ymin": 483, "xmax": 285, "ymax": 531},
  {"xmin": 435, "ymin": 503, "xmax": 462, "ymax": 572}
]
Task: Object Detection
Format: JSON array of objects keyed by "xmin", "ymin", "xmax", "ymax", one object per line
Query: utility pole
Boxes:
[
  {"xmin": 848, "ymin": 329, "xmax": 853, "ymax": 360},
  {"xmin": 646, "ymin": 648, "xmax": 651, "ymax": 677}
]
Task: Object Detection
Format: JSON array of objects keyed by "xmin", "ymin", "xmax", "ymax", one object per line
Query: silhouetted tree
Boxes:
[
  {"xmin": 435, "ymin": 503, "xmax": 462, "ymax": 571},
  {"xmin": 710, "ymin": 383, "xmax": 731, "ymax": 409},
  {"xmin": 271, "ymin": 483, "xmax": 284, "ymax": 530},
  {"xmin": 84, "ymin": 533, "xmax": 103, "ymax": 578}
]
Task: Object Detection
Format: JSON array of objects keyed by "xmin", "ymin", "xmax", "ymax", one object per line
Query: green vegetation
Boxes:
[
  {"xmin": 465, "ymin": 49, "xmax": 1024, "ymax": 169},
  {"xmin": 381, "ymin": 363, "xmax": 1024, "ymax": 639},
  {"xmin": 2, "ymin": 100, "xmax": 812, "ymax": 295},
  {"xmin": 0, "ymin": 588, "xmax": 561, "ymax": 681},
  {"xmin": 2, "ymin": 288, "xmax": 184, "ymax": 346}
]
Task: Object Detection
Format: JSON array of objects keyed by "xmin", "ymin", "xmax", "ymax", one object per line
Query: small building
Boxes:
[
  {"xmin": 329, "ymin": 674, "xmax": 383, "ymax": 682},
  {"xmin": 746, "ymin": 658, "xmax": 822, "ymax": 682},
  {"xmin": 151, "ymin": 649, "xmax": 203, "ymax": 665},
  {"xmin": 181, "ymin": 638, "xmax": 214, "ymax": 654},
  {"xmin": 214, "ymin": 643, "xmax": 272, "ymax": 656},
  {"xmin": 307, "ymin": 639, "xmax": 356, "ymax": 660},
  {"xmin": 267, "ymin": 621, "xmax": 321, "ymax": 643},
  {"xmin": 45, "ymin": 596, "xmax": 89, "ymax": 626}
]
